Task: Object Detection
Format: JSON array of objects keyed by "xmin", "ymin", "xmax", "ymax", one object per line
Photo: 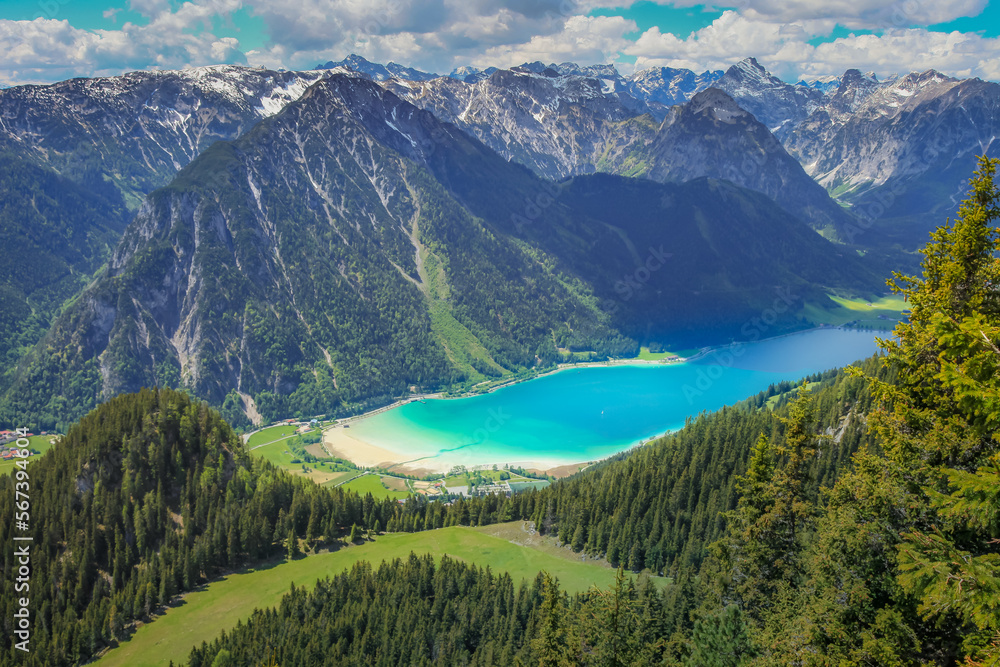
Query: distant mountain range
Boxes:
[{"xmin": 2, "ymin": 52, "xmax": 997, "ymax": 427}]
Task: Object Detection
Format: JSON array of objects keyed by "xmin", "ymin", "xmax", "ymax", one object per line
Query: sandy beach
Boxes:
[
  {"xmin": 323, "ymin": 422, "xmax": 599, "ymax": 475},
  {"xmin": 324, "ymin": 426, "xmax": 406, "ymax": 469}
]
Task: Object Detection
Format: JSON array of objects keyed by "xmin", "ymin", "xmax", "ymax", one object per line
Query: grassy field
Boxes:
[
  {"xmin": 245, "ymin": 424, "xmax": 300, "ymax": 449},
  {"xmin": 250, "ymin": 438, "xmax": 301, "ymax": 468},
  {"xmin": 803, "ymin": 292, "xmax": 907, "ymax": 329},
  {"xmin": 830, "ymin": 294, "xmax": 908, "ymax": 312},
  {"xmin": 0, "ymin": 435, "xmax": 59, "ymax": 477},
  {"xmin": 441, "ymin": 468, "xmax": 545, "ymax": 489},
  {"xmin": 340, "ymin": 473, "xmax": 411, "ymax": 500},
  {"xmin": 443, "ymin": 468, "xmax": 504, "ymax": 486},
  {"xmin": 318, "ymin": 470, "xmax": 358, "ymax": 487},
  {"xmin": 294, "ymin": 463, "xmax": 356, "ymax": 486},
  {"xmin": 247, "ymin": 425, "xmax": 358, "ymax": 485},
  {"xmin": 99, "ymin": 524, "xmax": 640, "ymax": 666},
  {"xmin": 254, "ymin": 440, "xmax": 356, "ymax": 485},
  {"xmin": 636, "ymin": 346, "xmax": 679, "ymax": 361}
]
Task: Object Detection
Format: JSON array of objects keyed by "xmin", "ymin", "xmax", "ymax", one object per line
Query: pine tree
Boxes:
[
  {"xmin": 687, "ymin": 605, "xmax": 753, "ymax": 667},
  {"xmin": 713, "ymin": 391, "xmax": 820, "ymax": 626},
  {"xmin": 532, "ymin": 574, "xmax": 572, "ymax": 667},
  {"xmin": 586, "ymin": 566, "xmax": 642, "ymax": 667},
  {"xmin": 858, "ymin": 155, "xmax": 1000, "ymax": 664}
]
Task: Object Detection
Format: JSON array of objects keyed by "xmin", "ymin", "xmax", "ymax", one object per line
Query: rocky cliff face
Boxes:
[
  {"xmin": 715, "ymin": 57, "xmax": 827, "ymax": 135},
  {"xmin": 784, "ymin": 70, "xmax": 1000, "ymax": 240},
  {"xmin": 382, "ymin": 64, "xmax": 846, "ymax": 233},
  {"xmin": 318, "ymin": 54, "xmax": 438, "ymax": 81},
  {"xmin": 626, "ymin": 66, "xmax": 724, "ymax": 108},
  {"xmin": 0, "ymin": 64, "xmax": 351, "ymax": 203},
  {"xmin": 597, "ymin": 88, "xmax": 861, "ymax": 240},
  {"xmin": 386, "ymin": 67, "xmax": 653, "ymax": 180}
]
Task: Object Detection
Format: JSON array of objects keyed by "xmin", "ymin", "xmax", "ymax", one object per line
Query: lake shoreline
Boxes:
[
  {"xmin": 320, "ymin": 326, "xmax": 887, "ymax": 475},
  {"xmin": 332, "ymin": 324, "xmax": 880, "ymax": 425}
]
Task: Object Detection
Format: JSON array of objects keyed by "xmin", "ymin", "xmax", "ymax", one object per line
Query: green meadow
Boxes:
[
  {"xmin": 246, "ymin": 424, "xmax": 357, "ymax": 485},
  {"xmin": 636, "ymin": 346, "xmax": 679, "ymax": 361},
  {"xmin": 245, "ymin": 424, "xmax": 300, "ymax": 449},
  {"xmin": 98, "ymin": 524, "xmax": 644, "ymax": 667},
  {"xmin": 803, "ymin": 292, "xmax": 907, "ymax": 329},
  {"xmin": 339, "ymin": 472, "xmax": 411, "ymax": 500},
  {"xmin": 0, "ymin": 435, "xmax": 59, "ymax": 477}
]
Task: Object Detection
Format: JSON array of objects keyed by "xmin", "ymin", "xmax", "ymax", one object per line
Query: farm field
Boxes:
[
  {"xmin": 245, "ymin": 424, "xmax": 300, "ymax": 449},
  {"xmin": 247, "ymin": 423, "xmax": 357, "ymax": 485},
  {"xmin": 98, "ymin": 524, "xmax": 639, "ymax": 667},
  {"xmin": 442, "ymin": 467, "xmax": 537, "ymax": 487},
  {"xmin": 803, "ymin": 292, "xmax": 907, "ymax": 329},
  {"xmin": 339, "ymin": 472, "xmax": 411, "ymax": 500},
  {"xmin": 635, "ymin": 346, "xmax": 680, "ymax": 361},
  {"xmin": 0, "ymin": 434, "xmax": 59, "ymax": 476}
]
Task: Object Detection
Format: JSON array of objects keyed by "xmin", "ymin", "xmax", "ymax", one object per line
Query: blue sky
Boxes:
[{"xmin": 0, "ymin": 0, "xmax": 997, "ymax": 86}]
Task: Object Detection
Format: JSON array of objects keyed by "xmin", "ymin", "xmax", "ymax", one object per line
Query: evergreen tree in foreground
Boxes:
[{"xmin": 881, "ymin": 157, "xmax": 1000, "ymax": 663}]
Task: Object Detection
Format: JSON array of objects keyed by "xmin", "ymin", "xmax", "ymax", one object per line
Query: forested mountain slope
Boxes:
[
  {"xmin": 0, "ymin": 387, "xmax": 423, "ymax": 665},
  {"xmin": 182, "ymin": 160, "xmax": 1000, "ymax": 667},
  {"xmin": 0, "ymin": 65, "xmax": 345, "ymax": 207},
  {"xmin": 9, "ymin": 153, "xmax": 999, "ymax": 665},
  {"xmin": 0, "ymin": 152, "xmax": 128, "ymax": 367}
]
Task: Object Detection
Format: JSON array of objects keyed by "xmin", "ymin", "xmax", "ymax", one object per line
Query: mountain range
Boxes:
[
  {"xmin": 374, "ymin": 53, "xmax": 1000, "ymax": 246},
  {"xmin": 0, "ymin": 72, "xmax": 877, "ymax": 429},
  {"xmin": 2, "ymin": 52, "xmax": 998, "ymax": 427}
]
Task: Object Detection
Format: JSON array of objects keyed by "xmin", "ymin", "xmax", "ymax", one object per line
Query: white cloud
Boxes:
[
  {"xmin": 103, "ymin": 8, "xmax": 123, "ymax": 24},
  {"xmin": 471, "ymin": 15, "xmax": 634, "ymax": 69},
  {"xmin": 625, "ymin": 11, "xmax": 1000, "ymax": 81},
  {"xmin": 624, "ymin": 0, "xmax": 987, "ymax": 30},
  {"xmin": 0, "ymin": 2, "xmax": 246, "ymax": 85},
  {"xmin": 808, "ymin": 29, "xmax": 1000, "ymax": 80},
  {"xmin": 741, "ymin": 0, "xmax": 988, "ymax": 31},
  {"xmin": 129, "ymin": 0, "xmax": 172, "ymax": 19},
  {"xmin": 243, "ymin": 0, "xmax": 588, "ymax": 73}
]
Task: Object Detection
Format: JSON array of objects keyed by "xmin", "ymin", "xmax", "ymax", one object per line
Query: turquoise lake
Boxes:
[{"xmin": 348, "ymin": 328, "xmax": 885, "ymax": 470}]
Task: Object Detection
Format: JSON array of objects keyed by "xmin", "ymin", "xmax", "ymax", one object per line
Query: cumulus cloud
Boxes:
[
  {"xmin": 471, "ymin": 15, "xmax": 634, "ymax": 68},
  {"xmin": 632, "ymin": 0, "xmax": 986, "ymax": 30},
  {"xmin": 741, "ymin": 0, "xmax": 987, "ymax": 31},
  {"xmin": 624, "ymin": 10, "xmax": 1000, "ymax": 81},
  {"xmin": 243, "ymin": 0, "xmax": 589, "ymax": 73},
  {"xmin": 0, "ymin": 1, "xmax": 245, "ymax": 85},
  {"xmin": 129, "ymin": 0, "xmax": 172, "ymax": 18},
  {"xmin": 808, "ymin": 29, "xmax": 1000, "ymax": 80},
  {"xmin": 626, "ymin": 11, "xmax": 832, "ymax": 74},
  {"xmin": 103, "ymin": 8, "xmax": 123, "ymax": 24}
]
